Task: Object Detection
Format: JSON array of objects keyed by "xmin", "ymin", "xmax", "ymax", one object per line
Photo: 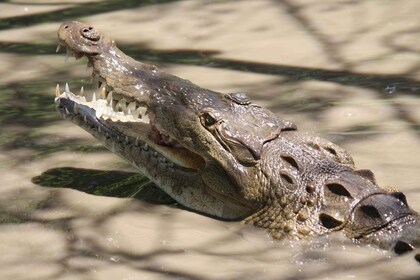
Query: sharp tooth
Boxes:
[
  {"xmin": 83, "ymin": 115, "xmax": 87, "ymax": 122},
  {"xmin": 125, "ymin": 136, "xmax": 129, "ymax": 144},
  {"xmin": 92, "ymin": 92, "xmax": 97, "ymax": 102},
  {"xmin": 117, "ymin": 99, "xmax": 126, "ymax": 112},
  {"xmin": 111, "ymin": 100, "xmax": 116, "ymax": 112},
  {"xmin": 127, "ymin": 102, "xmax": 136, "ymax": 113},
  {"xmin": 80, "ymin": 86, "xmax": 84, "ymax": 96},
  {"xmin": 101, "ymin": 87, "xmax": 106, "ymax": 99},
  {"xmin": 133, "ymin": 108, "xmax": 140, "ymax": 119},
  {"xmin": 55, "ymin": 44, "xmax": 61, "ymax": 53},
  {"xmin": 73, "ymin": 103, "xmax": 79, "ymax": 114},
  {"xmin": 142, "ymin": 114, "xmax": 150, "ymax": 123},
  {"xmin": 55, "ymin": 84, "xmax": 60, "ymax": 97},
  {"xmin": 98, "ymin": 126, "xmax": 102, "ymax": 133},
  {"xmin": 65, "ymin": 83, "xmax": 70, "ymax": 92},
  {"xmin": 127, "ymin": 108, "xmax": 132, "ymax": 116},
  {"xmin": 134, "ymin": 107, "xmax": 147, "ymax": 119},
  {"xmin": 96, "ymin": 105, "xmax": 103, "ymax": 118},
  {"xmin": 135, "ymin": 137, "xmax": 139, "ymax": 146},
  {"xmin": 107, "ymin": 91, "xmax": 113, "ymax": 104},
  {"xmin": 65, "ymin": 107, "xmax": 70, "ymax": 115}
]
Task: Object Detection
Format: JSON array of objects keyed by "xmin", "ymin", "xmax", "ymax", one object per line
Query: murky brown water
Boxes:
[{"xmin": 0, "ymin": 1, "xmax": 419, "ymax": 279}]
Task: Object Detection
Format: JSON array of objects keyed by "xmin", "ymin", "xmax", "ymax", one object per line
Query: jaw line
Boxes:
[{"xmin": 54, "ymin": 85, "xmax": 205, "ymax": 171}]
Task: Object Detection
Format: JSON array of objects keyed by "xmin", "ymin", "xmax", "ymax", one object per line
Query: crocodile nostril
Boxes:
[
  {"xmin": 394, "ymin": 241, "xmax": 414, "ymax": 255},
  {"xmin": 80, "ymin": 27, "xmax": 101, "ymax": 41},
  {"xmin": 64, "ymin": 25, "xmax": 69, "ymax": 29}
]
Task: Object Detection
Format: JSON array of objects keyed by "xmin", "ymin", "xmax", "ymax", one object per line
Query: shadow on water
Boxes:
[
  {"xmin": 32, "ymin": 167, "xmax": 176, "ymax": 206},
  {"xmin": 0, "ymin": 0, "xmax": 185, "ymax": 31},
  {"xmin": 31, "ymin": 167, "xmax": 240, "ymax": 222},
  {"xmin": 0, "ymin": 82, "xmax": 111, "ymax": 161},
  {"xmin": 0, "ymin": 41, "xmax": 419, "ymax": 95}
]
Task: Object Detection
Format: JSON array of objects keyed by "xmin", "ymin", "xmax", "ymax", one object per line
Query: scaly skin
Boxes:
[{"xmin": 55, "ymin": 21, "xmax": 420, "ymax": 255}]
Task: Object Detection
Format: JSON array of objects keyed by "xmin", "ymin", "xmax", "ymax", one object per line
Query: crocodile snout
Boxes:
[
  {"xmin": 57, "ymin": 21, "xmax": 110, "ymax": 57},
  {"xmin": 362, "ymin": 214, "xmax": 420, "ymax": 258}
]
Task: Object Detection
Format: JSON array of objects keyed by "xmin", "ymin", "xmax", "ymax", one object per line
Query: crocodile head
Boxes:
[
  {"xmin": 55, "ymin": 21, "xmax": 297, "ymax": 219},
  {"xmin": 55, "ymin": 22, "xmax": 420, "ymax": 255}
]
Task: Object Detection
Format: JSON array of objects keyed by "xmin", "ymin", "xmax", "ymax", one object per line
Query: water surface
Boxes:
[{"xmin": 0, "ymin": 1, "xmax": 419, "ymax": 279}]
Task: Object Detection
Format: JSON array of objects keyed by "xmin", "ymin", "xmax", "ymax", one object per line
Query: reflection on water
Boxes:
[{"xmin": 0, "ymin": 0, "xmax": 419, "ymax": 279}]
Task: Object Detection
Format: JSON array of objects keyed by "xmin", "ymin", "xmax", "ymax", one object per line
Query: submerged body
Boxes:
[{"xmin": 55, "ymin": 21, "xmax": 420, "ymax": 255}]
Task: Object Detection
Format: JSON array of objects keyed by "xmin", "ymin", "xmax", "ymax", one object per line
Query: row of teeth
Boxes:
[{"xmin": 56, "ymin": 83, "xmax": 149, "ymax": 123}]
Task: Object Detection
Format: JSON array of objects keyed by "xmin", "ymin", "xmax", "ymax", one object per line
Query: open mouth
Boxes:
[{"xmin": 54, "ymin": 82, "xmax": 205, "ymax": 171}]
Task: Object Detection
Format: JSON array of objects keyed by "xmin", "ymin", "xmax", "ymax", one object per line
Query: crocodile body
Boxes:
[{"xmin": 54, "ymin": 21, "xmax": 420, "ymax": 255}]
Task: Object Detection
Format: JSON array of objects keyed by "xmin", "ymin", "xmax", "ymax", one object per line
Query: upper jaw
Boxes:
[
  {"xmin": 55, "ymin": 83, "xmax": 148, "ymax": 123},
  {"xmin": 55, "ymin": 25, "xmax": 207, "ymax": 171}
]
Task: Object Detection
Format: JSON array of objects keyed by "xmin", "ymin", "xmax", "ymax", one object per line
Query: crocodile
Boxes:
[{"xmin": 54, "ymin": 21, "xmax": 420, "ymax": 255}]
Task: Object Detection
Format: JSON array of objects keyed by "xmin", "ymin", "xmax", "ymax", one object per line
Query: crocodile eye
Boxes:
[{"xmin": 201, "ymin": 112, "xmax": 217, "ymax": 127}]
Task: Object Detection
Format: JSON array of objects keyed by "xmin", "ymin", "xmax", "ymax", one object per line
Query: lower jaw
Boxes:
[{"xmin": 55, "ymin": 97, "xmax": 201, "ymax": 174}]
